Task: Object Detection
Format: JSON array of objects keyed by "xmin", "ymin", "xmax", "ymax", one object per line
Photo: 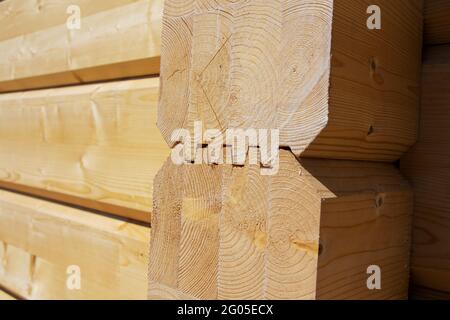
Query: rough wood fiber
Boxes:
[
  {"xmin": 0, "ymin": 0, "xmax": 162, "ymax": 92},
  {"xmin": 0, "ymin": 77, "xmax": 168, "ymax": 223},
  {"xmin": 149, "ymin": 149, "xmax": 412, "ymax": 300},
  {"xmin": 424, "ymin": 0, "xmax": 450, "ymax": 45},
  {"xmin": 157, "ymin": 0, "xmax": 423, "ymax": 161},
  {"xmin": 401, "ymin": 45, "xmax": 450, "ymax": 294},
  {"xmin": 0, "ymin": 190, "xmax": 150, "ymax": 300}
]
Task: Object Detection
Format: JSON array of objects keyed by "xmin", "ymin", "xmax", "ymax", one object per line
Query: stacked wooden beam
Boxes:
[
  {"xmin": 5, "ymin": 0, "xmax": 448, "ymax": 301},
  {"xmin": 0, "ymin": 78, "xmax": 165, "ymax": 223},
  {"xmin": 0, "ymin": 0, "xmax": 164, "ymax": 299},
  {"xmin": 401, "ymin": 0, "xmax": 450, "ymax": 298},
  {"xmin": 0, "ymin": 190, "xmax": 150, "ymax": 299},
  {"xmin": 0, "ymin": 0, "xmax": 162, "ymax": 92},
  {"xmin": 148, "ymin": 0, "xmax": 423, "ymax": 300}
]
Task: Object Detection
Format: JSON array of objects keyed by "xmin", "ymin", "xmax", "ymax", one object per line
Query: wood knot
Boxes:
[
  {"xmin": 375, "ymin": 194, "xmax": 385, "ymax": 209},
  {"xmin": 369, "ymin": 57, "xmax": 384, "ymax": 85},
  {"xmin": 370, "ymin": 57, "xmax": 378, "ymax": 72}
]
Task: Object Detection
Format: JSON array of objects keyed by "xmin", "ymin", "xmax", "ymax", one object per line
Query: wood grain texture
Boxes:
[
  {"xmin": 0, "ymin": 0, "xmax": 162, "ymax": 93},
  {"xmin": 0, "ymin": 0, "xmax": 140, "ymax": 41},
  {"xmin": 0, "ymin": 77, "xmax": 168, "ymax": 222},
  {"xmin": 401, "ymin": 44, "xmax": 450, "ymax": 294},
  {"xmin": 149, "ymin": 149, "xmax": 412, "ymax": 300},
  {"xmin": 157, "ymin": 0, "xmax": 423, "ymax": 162},
  {"xmin": 149, "ymin": 158, "xmax": 222, "ymax": 300},
  {"xmin": 424, "ymin": 0, "xmax": 450, "ymax": 45},
  {"xmin": 0, "ymin": 190, "xmax": 150, "ymax": 300},
  {"xmin": 312, "ymin": 0, "xmax": 423, "ymax": 161}
]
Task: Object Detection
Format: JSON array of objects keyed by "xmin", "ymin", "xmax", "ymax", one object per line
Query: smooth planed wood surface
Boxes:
[
  {"xmin": 312, "ymin": 0, "xmax": 423, "ymax": 161},
  {"xmin": 0, "ymin": 189, "xmax": 150, "ymax": 300},
  {"xmin": 424, "ymin": 0, "xmax": 450, "ymax": 45},
  {"xmin": 0, "ymin": 0, "xmax": 162, "ymax": 93},
  {"xmin": 157, "ymin": 0, "xmax": 423, "ymax": 161},
  {"xmin": 401, "ymin": 44, "xmax": 450, "ymax": 294},
  {"xmin": 0, "ymin": 0, "xmax": 140, "ymax": 41},
  {"xmin": 149, "ymin": 149, "xmax": 412, "ymax": 300},
  {"xmin": 0, "ymin": 77, "xmax": 168, "ymax": 223}
]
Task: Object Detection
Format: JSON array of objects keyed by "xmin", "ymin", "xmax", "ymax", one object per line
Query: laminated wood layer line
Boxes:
[
  {"xmin": 0, "ymin": 0, "xmax": 163, "ymax": 92},
  {"xmin": 149, "ymin": 149, "xmax": 412, "ymax": 300},
  {"xmin": 401, "ymin": 44, "xmax": 450, "ymax": 294},
  {"xmin": 157, "ymin": 0, "xmax": 423, "ymax": 161},
  {"xmin": 0, "ymin": 190, "xmax": 150, "ymax": 300},
  {"xmin": 0, "ymin": 77, "xmax": 168, "ymax": 223}
]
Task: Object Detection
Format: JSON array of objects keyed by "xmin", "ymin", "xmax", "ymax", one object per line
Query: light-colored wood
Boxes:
[
  {"xmin": 0, "ymin": 189, "xmax": 150, "ymax": 300},
  {"xmin": 401, "ymin": 44, "xmax": 450, "ymax": 294},
  {"xmin": 424, "ymin": 0, "xmax": 450, "ymax": 45},
  {"xmin": 0, "ymin": 77, "xmax": 168, "ymax": 223},
  {"xmin": 149, "ymin": 149, "xmax": 412, "ymax": 300},
  {"xmin": 0, "ymin": 0, "xmax": 140, "ymax": 41},
  {"xmin": 0, "ymin": 0, "xmax": 162, "ymax": 93},
  {"xmin": 157, "ymin": 0, "xmax": 423, "ymax": 162},
  {"xmin": 0, "ymin": 288, "xmax": 16, "ymax": 300}
]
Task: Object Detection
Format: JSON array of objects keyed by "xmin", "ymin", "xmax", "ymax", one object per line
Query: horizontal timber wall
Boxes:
[
  {"xmin": 0, "ymin": 0, "xmax": 141, "ymax": 41},
  {"xmin": 0, "ymin": 77, "xmax": 168, "ymax": 223},
  {"xmin": 0, "ymin": 0, "xmax": 163, "ymax": 93},
  {"xmin": 0, "ymin": 189, "xmax": 150, "ymax": 300},
  {"xmin": 0, "ymin": 0, "xmax": 162, "ymax": 301}
]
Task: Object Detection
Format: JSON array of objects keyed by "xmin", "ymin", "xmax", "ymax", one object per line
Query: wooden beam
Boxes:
[
  {"xmin": 401, "ymin": 44, "xmax": 450, "ymax": 294},
  {"xmin": 0, "ymin": 189, "xmax": 150, "ymax": 300},
  {"xmin": 0, "ymin": 0, "xmax": 162, "ymax": 93},
  {"xmin": 157, "ymin": 0, "xmax": 423, "ymax": 162},
  {"xmin": 0, "ymin": 77, "xmax": 168, "ymax": 223},
  {"xmin": 0, "ymin": 0, "xmax": 141, "ymax": 41},
  {"xmin": 424, "ymin": 0, "xmax": 450, "ymax": 45},
  {"xmin": 149, "ymin": 149, "xmax": 412, "ymax": 300}
]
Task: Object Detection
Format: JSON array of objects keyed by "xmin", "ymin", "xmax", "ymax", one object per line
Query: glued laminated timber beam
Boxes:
[
  {"xmin": 0, "ymin": 0, "xmax": 163, "ymax": 93},
  {"xmin": 149, "ymin": 149, "xmax": 413, "ymax": 300},
  {"xmin": 0, "ymin": 77, "xmax": 168, "ymax": 223},
  {"xmin": 157, "ymin": 0, "xmax": 423, "ymax": 162},
  {"xmin": 0, "ymin": 189, "xmax": 150, "ymax": 300}
]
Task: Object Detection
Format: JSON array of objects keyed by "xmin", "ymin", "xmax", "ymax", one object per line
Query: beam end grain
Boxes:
[
  {"xmin": 158, "ymin": 0, "xmax": 423, "ymax": 162},
  {"xmin": 149, "ymin": 149, "xmax": 412, "ymax": 300}
]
